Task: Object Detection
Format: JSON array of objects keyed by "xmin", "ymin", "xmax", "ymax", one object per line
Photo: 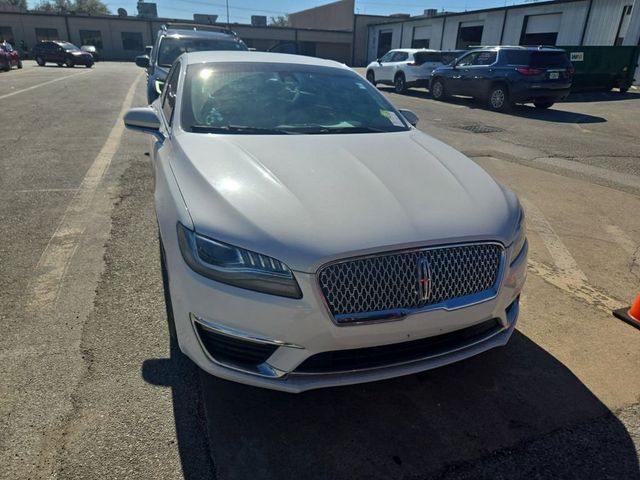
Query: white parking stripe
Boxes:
[
  {"xmin": 26, "ymin": 73, "xmax": 142, "ymax": 311},
  {"xmin": 522, "ymin": 198, "xmax": 624, "ymax": 312},
  {"xmin": 521, "ymin": 198, "xmax": 588, "ymax": 283},
  {"xmin": 0, "ymin": 70, "xmax": 92, "ymax": 101}
]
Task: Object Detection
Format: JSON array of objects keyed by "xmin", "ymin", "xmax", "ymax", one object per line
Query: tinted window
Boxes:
[
  {"xmin": 504, "ymin": 50, "xmax": 531, "ymax": 65},
  {"xmin": 162, "ymin": 63, "xmax": 180, "ymax": 125},
  {"xmin": 183, "ymin": 62, "xmax": 409, "ymax": 135},
  {"xmin": 530, "ymin": 51, "xmax": 570, "ymax": 67},
  {"xmin": 457, "ymin": 52, "xmax": 479, "ymax": 67},
  {"xmin": 379, "ymin": 51, "xmax": 394, "ymax": 62},
  {"xmin": 440, "ymin": 51, "xmax": 464, "ymax": 64},
  {"xmin": 391, "ymin": 52, "xmax": 409, "ymax": 62},
  {"xmin": 472, "ymin": 51, "xmax": 496, "ymax": 65},
  {"xmin": 158, "ymin": 36, "xmax": 247, "ymax": 67},
  {"xmin": 414, "ymin": 52, "xmax": 441, "ymax": 64}
]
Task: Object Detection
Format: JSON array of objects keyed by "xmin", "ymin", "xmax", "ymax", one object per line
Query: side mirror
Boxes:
[
  {"xmin": 135, "ymin": 55, "xmax": 149, "ymax": 68},
  {"xmin": 123, "ymin": 107, "xmax": 164, "ymax": 141},
  {"xmin": 376, "ymin": 58, "xmax": 381, "ymax": 64},
  {"xmin": 398, "ymin": 109, "xmax": 419, "ymax": 127}
]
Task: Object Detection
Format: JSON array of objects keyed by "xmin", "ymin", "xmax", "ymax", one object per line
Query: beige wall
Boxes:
[
  {"xmin": 290, "ymin": 0, "xmax": 354, "ymax": 31},
  {"xmin": 353, "ymin": 15, "xmax": 397, "ymax": 66},
  {"xmin": 0, "ymin": 12, "xmax": 355, "ymax": 63}
]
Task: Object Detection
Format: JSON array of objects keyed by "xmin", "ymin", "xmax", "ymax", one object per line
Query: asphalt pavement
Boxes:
[{"xmin": 1, "ymin": 61, "xmax": 639, "ymax": 480}]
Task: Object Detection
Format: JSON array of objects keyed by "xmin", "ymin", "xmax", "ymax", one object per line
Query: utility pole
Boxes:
[{"xmin": 226, "ymin": 0, "xmax": 230, "ymax": 27}]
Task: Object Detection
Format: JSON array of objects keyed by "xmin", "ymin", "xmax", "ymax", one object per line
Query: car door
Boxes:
[
  {"xmin": 375, "ymin": 50, "xmax": 396, "ymax": 82},
  {"xmin": 387, "ymin": 51, "xmax": 409, "ymax": 80},
  {"xmin": 447, "ymin": 51, "xmax": 479, "ymax": 95},
  {"xmin": 459, "ymin": 50, "xmax": 497, "ymax": 98}
]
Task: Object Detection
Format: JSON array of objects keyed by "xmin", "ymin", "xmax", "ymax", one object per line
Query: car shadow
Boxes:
[
  {"xmin": 564, "ymin": 90, "xmax": 640, "ymax": 103},
  {"xmin": 142, "ymin": 340, "xmax": 215, "ymax": 480},
  {"xmin": 170, "ymin": 331, "xmax": 640, "ymax": 480},
  {"xmin": 378, "ymin": 86, "xmax": 607, "ymax": 124}
]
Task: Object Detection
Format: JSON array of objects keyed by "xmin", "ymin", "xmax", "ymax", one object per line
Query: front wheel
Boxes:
[
  {"xmin": 366, "ymin": 70, "xmax": 376, "ymax": 85},
  {"xmin": 36, "ymin": 56, "xmax": 45, "ymax": 66},
  {"xmin": 534, "ymin": 101, "xmax": 554, "ymax": 109},
  {"xmin": 17, "ymin": 60, "xmax": 23, "ymax": 69},
  {"xmin": 3, "ymin": 62, "xmax": 10, "ymax": 72},
  {"xmin": 431, "ymin": 78, "xmax": 446, "ymax": 100},
  {"xmin": 394, "ymin": 73, "xmax": 407, "ymax": 93},
  {"xmin": 86, "ymin": 62, "xmax": 93, "ymax": 68},
  {"xmin": 488, "ymin": 84, "xmax": 510, "ymax": 111},
  {"xmin": 620, "ymin": 86, "xmax": 630, "ymax": 93},
  {"xmin": 65, "ymin": 58, "xmax": 74, "ymax": 68}
]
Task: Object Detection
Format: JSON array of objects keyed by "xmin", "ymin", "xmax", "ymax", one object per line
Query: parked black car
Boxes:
[
  {"xmin": 135, "ymin": 23, "xmax": 247, "ymax": 104},
  {"xmin": 430, "ymin": 46, "xmax": 573, "ymax": 111},
  {"xmin": 32, "ymin": 41, "xmax": 94, "ymax": 68}
]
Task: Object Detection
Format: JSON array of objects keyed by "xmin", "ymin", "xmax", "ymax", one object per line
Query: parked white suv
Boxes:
[{"xmin": 366, "ymin": 49, "xmax": 465, "ymax": 93}]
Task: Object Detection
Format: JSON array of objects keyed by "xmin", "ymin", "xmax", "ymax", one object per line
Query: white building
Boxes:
[{"xmin": 367, "ymin": 0, "xmax": 640, "ymax": 62}]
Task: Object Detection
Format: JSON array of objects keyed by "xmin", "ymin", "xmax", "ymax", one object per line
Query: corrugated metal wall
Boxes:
[{"xmin": 367, "ymin": 0, "xmax": 640, "ymax": 64}]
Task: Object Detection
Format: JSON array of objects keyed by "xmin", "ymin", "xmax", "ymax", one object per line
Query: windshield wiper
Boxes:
[
  {"xmin": 298, "ymin": 126, "xmax": 398, "ymax": 134},
  {"xmin": 190, "ymin": 124, "xmax": 297, "ymax": 135}
]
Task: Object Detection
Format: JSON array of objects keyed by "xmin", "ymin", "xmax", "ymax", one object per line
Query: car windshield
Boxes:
[
  {"xmin": 182, "ymin": 62, "xmax": 410, "ymax": 135},
  {"xmin": 59, "ymin": 42, "xmax": 80, "ymax": 51},
  {"xmin": 158, "ymin": 37, "xmax": 247, "ymax": 67}
]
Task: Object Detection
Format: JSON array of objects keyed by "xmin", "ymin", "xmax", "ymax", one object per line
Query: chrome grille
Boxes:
[{"xmin": 318, "ymin": 243, "xmax": 503, "ymax": 323}]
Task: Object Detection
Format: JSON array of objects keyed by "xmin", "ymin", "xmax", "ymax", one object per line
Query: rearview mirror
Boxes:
[
  {"xmin": 135, "ymin": 55, "xmax": 149, "ymax": 68},
  {"xmin": 398, "ymin": 109, "xmax": 419, "ymax": 127},
  {"xmin": 123, "ymin": 107, "xmax": 164, "ymax": 141}
]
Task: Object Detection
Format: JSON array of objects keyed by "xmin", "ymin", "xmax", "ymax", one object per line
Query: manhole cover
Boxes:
[{"xmin": 459, "ymin": 124, "xmax": 505, "ymax": 134}]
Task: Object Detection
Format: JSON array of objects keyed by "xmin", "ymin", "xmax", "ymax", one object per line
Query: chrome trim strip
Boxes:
[
  {"xmin": 191, "ymin": 313, "xmax": 305, "ymax": 349},
  {"xmin": 315, "ymin": 241, "xmax": 506, "ymax": 326},
  {"xmin": 291, "ymin": 319, "xmax": 510, "ymax": 376}
]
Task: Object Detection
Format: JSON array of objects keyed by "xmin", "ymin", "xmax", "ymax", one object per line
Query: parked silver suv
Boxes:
[{"xmin": 366, "ymin": 49, "xmax": 466, "ymax": 93}]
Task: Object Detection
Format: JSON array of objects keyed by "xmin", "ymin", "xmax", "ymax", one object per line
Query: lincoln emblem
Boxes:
[{"xmin": 417, "ymin": 257, "xmax": 432, "ymax": 302}]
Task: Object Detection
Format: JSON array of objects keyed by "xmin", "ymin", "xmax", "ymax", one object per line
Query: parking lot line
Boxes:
[
  {"xmin": 522, "ymin": 198, "xmax": 624, "ymax": 313},
  {"xmin": 0, "ymin": 69, "xmax": 93, "ymax": 101},
  {"xmin": 26, "ymin": 72, "xmax": 142, "ymax": 311}
]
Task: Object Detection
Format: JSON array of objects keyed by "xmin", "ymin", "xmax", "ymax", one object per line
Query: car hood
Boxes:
[{"xmin": 169, "ymin": 129, "xmax": 519, "ymax": 272}]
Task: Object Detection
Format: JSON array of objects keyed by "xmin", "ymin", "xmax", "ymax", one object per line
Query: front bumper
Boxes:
[{"xmin": 165, "ymin": 235, "xmax": 527, "ymax": 393}]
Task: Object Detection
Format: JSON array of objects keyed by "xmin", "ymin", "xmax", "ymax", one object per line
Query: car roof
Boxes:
[
  {"xmin": 181, "ymin": 50, "xmax": 350, "ymax": 70},
  {"xmin": 474, "ymin": 45, "xmax": 566, "ymax": 52},
  {"xmin": 391, "ymin": 48, "xmax": 438, "ymax": 53},
  {"xmin": 162, "ymin": 29, "xmax": 237, "ymax": 40}
]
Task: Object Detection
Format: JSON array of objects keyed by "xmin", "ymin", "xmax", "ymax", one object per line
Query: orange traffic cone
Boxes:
[{"xmin": 613, "ymin": 294, "xmax": 640, "ymax": 330}]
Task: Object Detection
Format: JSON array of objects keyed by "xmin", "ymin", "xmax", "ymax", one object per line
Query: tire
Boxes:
[
  {"xmin": 534, "ymin": 101, "xmax": 554, "ymax": 109},
  {"xmin": 394, "ymin": 73, "xmax": 407, "ymax": 93},
  {"xmin": 159, "ymin": 236, "xmax": 178, "ymax": 344},
  {"xmin": 3, "ymin": 62, "xmax": 9, "ymax": 72},
  {"xmin": 487, "ymin": 84, "xmax": 510, "ymax": 112},
  {"xmin": 57, "ymin": 63, "xmax": 63, "ymax": 67},
  {"xmin": 620, "ymin": 86, "xmax": 630, "ymax": 93},
  {"xmin": 86, "ymin": 62, "xmax": 93, "ymax": 68},
  {"xmin": 65, "ymin": 58, "xmax": 74, "ymax": 68},
  {"xmin": 366, "ymin": 70, "xmax": 376, "ymax": 85},
  {"xmin": 17, "ymin": 60, "xmax": 22, "ymax": 69},
  {"xmin": 431, "ymin": 78, "xmax": 446, "ymax": 100},
  {"xmin": 36, "ymin": 56, "xmax": 45, "ymax": 66}
]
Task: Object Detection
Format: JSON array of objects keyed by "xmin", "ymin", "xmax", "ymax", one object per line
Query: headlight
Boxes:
[
  {"xmin": 510, "ymin": 207, "xmax": 527, "ymax": 263},
  {"xmin": 177, "ymin": 223, "xmax": 302, "ymax": 299}
]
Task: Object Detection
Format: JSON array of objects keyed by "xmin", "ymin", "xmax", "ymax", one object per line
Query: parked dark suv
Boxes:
[
  {"xmin": 32, "ymin": 41, "xmax": 94, "ymax": 68},
  {"xmin": 136, "ymin": 23, "xmax": 248, "ymax": 104},
  {"xmin": 430, "ymin": 46, "xmax": 573, "ymax": 111}
]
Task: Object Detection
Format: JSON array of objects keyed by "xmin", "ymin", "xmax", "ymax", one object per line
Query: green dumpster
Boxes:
[{"xmin": 558, "ymin": 46, "xmax": 640, "ymax": 92}]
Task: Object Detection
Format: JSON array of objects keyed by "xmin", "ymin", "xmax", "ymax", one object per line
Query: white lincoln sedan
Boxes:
[{"xmin": 124, "ymin": 51, "xmax": 527, "ymax": 393}]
